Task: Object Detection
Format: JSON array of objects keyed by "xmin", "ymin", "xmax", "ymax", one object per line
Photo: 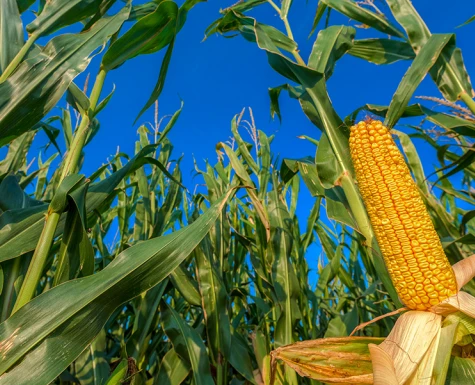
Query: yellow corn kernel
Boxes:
[{"xmin": 349, "ymin": 119, "xmax": 457, "ymax": 310}]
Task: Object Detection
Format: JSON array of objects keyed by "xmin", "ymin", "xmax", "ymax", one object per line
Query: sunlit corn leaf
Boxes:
[
  {"xmin": 66, "ymin": 82, "xmax": 91, "ymax": 116},
  {"xmin": 104, "ymin": 359, "xmax": 128, "ymax": 385},
  {"xmin": 0, "ymin": 190, "xmax": 232, "ymax": 384},
  {"xmin": 268, "ymin": 177, "xmax": 296, "ymax": 350},
  {"xmin": 0, "ymin": 5, "xmax": 129, "ymax": 147},
  {"xmin": 432, "ymin": 322, "xmax": 458, "ymax": 385},
  {"xmin": 0, "ymin": 131, "xmax": 35, "ymax": 181},
  {"xmin": 169, "ymin": 265, "xmax": 201, "ymax": 306},
  {"xmin": 309, "ymin": 2, "xmax": 328, "ymax": 37},
  {"xmin": 195, "ymin": 243, "xmax": 232, "ymax": 365},
  {"xmin": 320, "ymin": 0, "xmax": 405, "ymax": 38},
  {"xmin": 308, "ymin": 25, "xmax": 355, "ymax": 79},
  {"xmin": 221, "ymin": 0, "xmax": 267, "ymax": 14},
  {"xmin": 385, "ymin": 0, "xmax": 473, "ymax": 101},
  {"xmin": 128, "ymin": 1, "xmax": 160, "ymax": 21},
  {"xmin": 384, "ymin": 34, "xmax": 454, "ymax": 128},
  {"xmin": 281, "ymin": 0, "xmax": 292, "ymax": 19},
  {"xmin": 26, "ymin": 0, "xmax": 103, "ymax": 38},
  {"xmin": 0, "ymin": 0, "xmax": 23, "ymax": 74},
  {"xmin": 392, "ymin": 130, "xmax": 430, "ymax": 195},
  {"xmin": 348, "ymin": 39, "xmax": 415, "ymax": 65},
  {"xmin": 102, "ymin": 1, "xmax": 179, "ymax": 71}
]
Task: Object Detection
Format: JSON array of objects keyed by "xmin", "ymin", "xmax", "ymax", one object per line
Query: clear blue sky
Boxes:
[
  {"xmin": 75, "ymin": 0, "xmax": 475, "ymax": 187},
  {"xmin": 21, "ymin": 1, "xmax": 475, "ymax": 279}
]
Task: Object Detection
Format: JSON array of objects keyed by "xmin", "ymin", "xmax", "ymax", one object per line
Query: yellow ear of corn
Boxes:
[{"xmin": 349, "ymin": 119, "xmax": 457, "ymax": 310}]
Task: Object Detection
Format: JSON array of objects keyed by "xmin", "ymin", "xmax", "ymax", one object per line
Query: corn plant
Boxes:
[{"xmin": 208, "ymin": 0, "xmax": 475, "ymax": 384}]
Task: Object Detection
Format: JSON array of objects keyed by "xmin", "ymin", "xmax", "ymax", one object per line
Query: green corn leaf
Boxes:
[
  {"xmin": 195, "ymin": 243, "xmax": 232, "ymax": 364},
  {"xmin": 0, "ymin": 145, "xmax": 157, "ymax": 261},
  {"xmin": 0, "ymin": 0, "xmax": 23, "ymax": 74},
  {"xmin": 154, "ymin": 348, "xmax": 190, "ymax": 385},
  {"xmin": 0, "ymin": 131, "xmax": 35, "ymax": 180},
  {"xmin": 53, "ymin": 182, "xmax": 95, "ymax": 286},
  {"xmin": 16, "ymin": 0, "xmax": 35, "ymax": 13},
  {"xmin": 0, "ymin": 6, "xmax": 129, "ymax": 147},
  {"xmin": 320, "ymin": 0, "xmax": 405, "ymax": 38},
  {"xmin": 445, "ymin": 356, "xmax": 475, "ymax": 384},
  {"xmin": 348, "ymin": 39, "xmax": 415, "ymax": 65},
  {"xmin": 160, "ymin": 302, "xmax": 215, "ymax": 385},
  {"xmin": 26, "ymin": 0, "xmax": 103, "ymax": 37},
  {"xmin": 169, "ymin": 264, "xmax": 201, "ymax": 306},
  {"xmin": 102, "ymin": 1, "xmax": 179, "ymax": 71},
  {"xmin": 74, "ymin": 329, "xmax": 109, "ymax": 385},
  {"xmin": 384, "ymin": 34, "xmax": 454, "ymax": 128},
  {"xmin": 308, "ymin": 25, "xmax": 355, "ymax": 79},
  {"xmin": 457, "ymin": 15, "xmax": 475, "ymax": 28},
  {"xmin": 386, "ymin": 0, "xmax": 473, "ymax": 102},
  {"xmin": 0, "ymin": 190, "xmax": 232, "ymax": 384},
  {"xmin": 393, "ymin": 130, "xmax": 430, "ymax": 196},
  {"xmin": 104, "ymin": 359, "xmax": 128, "ymax": 385}
]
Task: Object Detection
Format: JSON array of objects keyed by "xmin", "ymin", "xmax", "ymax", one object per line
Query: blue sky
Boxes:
[
  {"xmin": 71, "ymin": 0, "xmax": 474, "ymax": 174},
  {"xmin": 76, "ymin": 0, "xmax": 475, "ymax": 188},
  {"xmin": 17, "ymin": 1, "xmax": 475, "ymax": 279}
]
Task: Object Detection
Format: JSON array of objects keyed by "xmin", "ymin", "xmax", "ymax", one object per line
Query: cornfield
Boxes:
[{"xmin": 0, "ymin": 0, "xmax": 474, "ymax": 384}]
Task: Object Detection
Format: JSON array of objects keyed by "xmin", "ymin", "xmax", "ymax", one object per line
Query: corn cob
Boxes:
[{"xmin": 349, "ymin": 119, "xmax": 457, "ymax": 310}]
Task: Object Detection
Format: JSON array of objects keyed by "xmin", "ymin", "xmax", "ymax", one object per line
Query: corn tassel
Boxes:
[{"xmin": 349, "ymin": 119, "xmax": 457, "ymax": 310}]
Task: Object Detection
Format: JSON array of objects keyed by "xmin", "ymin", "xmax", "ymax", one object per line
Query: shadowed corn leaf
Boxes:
[
  {"xmin": 160, "ymin": 302, "xmax": 215, "ymax": 385},
  {"xmin": 154, "ymin": 348, "xmax": 190, "ymax": 385},
  {"xmin": 348, "ymin": 39, "xmax": 415, "ymax": 65}
]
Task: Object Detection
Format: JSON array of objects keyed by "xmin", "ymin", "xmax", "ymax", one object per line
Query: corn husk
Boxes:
[
  {"xmin": 274, "ymin": 254, "xmax": 475, "ymax": 385},
  {"xmin": 271, "ymin": 337, "xmax": 384, "ymax": 384}
]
